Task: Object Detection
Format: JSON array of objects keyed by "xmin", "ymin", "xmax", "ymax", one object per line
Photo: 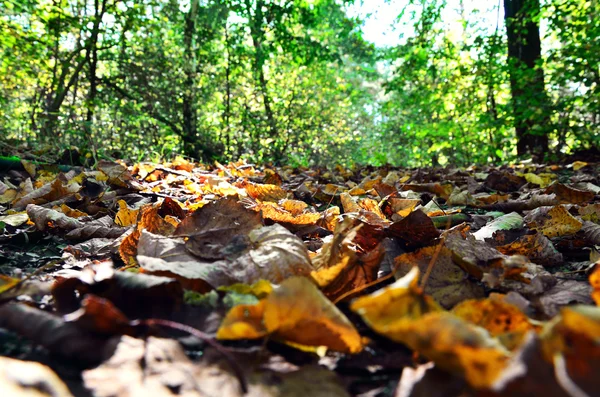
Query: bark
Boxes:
[
  {"xmin": 182, "ymin": 0, "xmax": 200, "ymax": 158},
  {"xmin": 504, "ymin": 0, "xmax": 550, "ymax": 157},
  {"xmin": 223, "ymin": 21, "xmax": 232, "ymax": 151},
  {"xmin": 245, "ymin": 0, "xmax": 279, "ymax": 143},
  {"xmin": 84, "ymin": 0, "xmax": 107, "ymax": 155}
]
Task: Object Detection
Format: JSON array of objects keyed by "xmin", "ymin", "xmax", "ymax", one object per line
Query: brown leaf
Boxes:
[
  {"xmin": 174, "ymin": 196, "xmax": 262, "ymax": 259},
  {"xmin": 65, "ymin": 215, "xmax": 129, "ymax": 240},
  {"xmin": 52, "ymin": 261, "xmax": 183, "ymax": 318},
  {"xmin": 119, "ymin": 202, "xmax": 178, "ymax": 265},
  {"xmin": 386, "ymin": 209, "xmax": 440, "ymax": 249},
  {"xmin": 140, "ymin": 224, "xmax": 313, "ymax": 290},
  {"xmin": 496, "ymin": 233, "xmax": 563, "ymax": 267},
  {"xmin": 64, "ymin": 295, "xmax": 133, "ymax": 335},
  {"xmin": 484, "ymin": 171, "xmax": 526, "ymax": 192},
  {"xmin": 532, "ymin": 280, "xmax": 593, "ymax": 318},
  {"xmin": 546, "ymin": 182, "xmax": 595, "ymax": 204},
  {"xmin": 13, "ymin": 177, "xmax": 80, "ymax": 210},
  {"xmin": 97, "ymin": 160, "xmax": 133, "ymax": 187},
  {"xmin": 582, "ymin": 220, "xmax": 600, "ymax": 245},
  {"xmin": 539, "ymin": 306, "xmax": 600, "ymax": 395},
  {"xmin": 394, "ymin": 245, "xmax": 484, "ymax": 309},
  {"xmin": 311, "ymin": 219, "xmax": 384, "ymax": 301},
  {"xmin": 26, "ymin": 203, "xmax": 83, "ymax": 232}
]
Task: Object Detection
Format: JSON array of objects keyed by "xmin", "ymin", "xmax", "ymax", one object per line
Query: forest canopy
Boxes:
[{"xmin": 1, "ymin": 0, "xmax": 599, "ymax": 166}]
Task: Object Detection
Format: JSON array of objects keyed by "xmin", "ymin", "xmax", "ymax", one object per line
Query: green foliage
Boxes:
[{"xmin": 0, "ymin": 0, "xmax": 598, "ymax": 166}]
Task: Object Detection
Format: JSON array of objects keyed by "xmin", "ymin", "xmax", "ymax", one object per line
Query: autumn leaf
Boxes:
[
  {"xmin": 394, "ymin": 245, "xmax": 485, "ymax": 308},
  {"xmin": 451, "ymin": 294, "xmax": 538, "ymax": 349},
  {"xmin": 351, "ymin": 268, "xmax": 509, "ymax": 388},
  {"xmin": 524, "ymin": 205, "xmax": 582, "ymax": 238},
  {"xmin": 139, "ymin": 224, "xmax": 313, "ymax": 290},
  {"xmin": 218, "ymin": 277, "xmax": 363, "ymax": 353}
]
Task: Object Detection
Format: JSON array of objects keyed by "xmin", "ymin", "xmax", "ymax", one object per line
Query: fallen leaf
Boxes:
[
  {"xmin": 473, "ymin": 212, "xmax": 524, "ymax": 241},
  {"xmin": 174, "ymin": 196, "xmax": 262, "ymax": 259},
  {"xmin": 140, "ymin": 224, "xmax": 313, "ymax": 290},
  {"xmin": 496, "ymin": 233, "xmax": 563, "ymax": 267},
  {"xmin": 13, "ymin": 177, "xmax": 80, "ymax": 210},
  {"xmin": 386, "ymin": 209, "xmax": 440, "ymax": 249},
  {"xmin": 0, "ymin": 302, "xmax": 112, "ymax": 363},
  {"xmin": 524, "ymin": 205, "xmax": 582, "ymax": 238},
  {"xmin": 540, "ymin": 306, "xmax": 600, "ymax": 395},
  {"xmin": 451, "ymin": 294, "xmax": 537, "ymax": 349},
  {"xmin": 0, "ymin": 356, "xmax": 74, "ymax": 397},
  {"xmin": 393, "ymin": 245, "xmax": 484, "ymax": 308},
  {"xmin": 219, "ymin": 277, "xmax": 363, "ymax": 353},
  {"xmin": 590, "ymin": 263, "xmax": 600, "ymax": 306},
  {"xmin": 0, "ymin": 212, "xmax": 29, "ymax": 227}
]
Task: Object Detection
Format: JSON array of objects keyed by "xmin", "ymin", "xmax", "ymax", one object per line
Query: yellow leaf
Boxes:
[
  {"xmin": 452, "ymin": 294, "xmax": 537, "ymax": 349},
  {"xmin": 217, "ymin": 277, "xmax": 363, "ymax": 353},
  {"xmin": 350, "ymin": 267, "xmax": 441, "ymax": 335},
  {"xmin": 114, "ymin": 200, "xmax": 140, "ymax": 227},
  {"xmin": 0, "ymin": 275, "xmax": 21, "ymax": 295},
  {"xmin": 216, "ymin": 300, "xmax": 268, "ymax": 340},
  {"xmin": 572, "ymin": 161, "xmax": 588, "ymax": 171},
  {"xmin": 525, "ymin": 205, "xmax": 582, "ymax": 238},
  {"xmin": 264, "ymin": 277, "xmax": 363, "ymax": 353},
  {"xmin": 351, "ymin": 268, "xmax": 510, "ymax": 388},
  {"xmin": 218, "ymin": 279, "xmax": 273, "ymax": 299}
]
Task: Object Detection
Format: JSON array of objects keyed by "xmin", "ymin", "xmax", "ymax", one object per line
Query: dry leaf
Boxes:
[
  {"xmin": 394, "ymin": 245, "xmax": 484, "ymax": 308},
  {"xmin": 219, "ymin": 277, "xmax": 363, "ymax": 353},
  {"xmin": 0, "ymin": 356, "xmax": 74, "ymax": 397},
  {"xmin": 524, "ymin": 205, "xmax": 582, "ymax": 238}
]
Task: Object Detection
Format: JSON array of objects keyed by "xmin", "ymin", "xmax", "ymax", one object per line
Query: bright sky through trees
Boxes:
[{"xmin": 346, "ymin": 0, "xmax": 504, "ymax": 48}]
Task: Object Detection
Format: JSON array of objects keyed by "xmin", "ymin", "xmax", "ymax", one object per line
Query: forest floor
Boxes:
[{"xmin": 0, "ymin": 151, "xmax": 599, "ymax": 397}]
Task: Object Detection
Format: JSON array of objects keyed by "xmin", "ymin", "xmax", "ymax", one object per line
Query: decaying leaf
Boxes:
[
  {"xmin": 394, "ymin": 245, "xmax": 484, "ymax": 308},
  {"xmin": 311, "ymin": 218, "xmax": 384, "ymax": 301},
  {"xmin": 0, "ymin": 302, "xmax": 112, "ymax": 363},
  {"xmin": 451, "ymin": 294, "xmax": 537, "ymax": 349},
  {"xmin": 174, "ymin": 196, "xmax": 262, "ymax": 259},
  {"xmin": 52, "ymin": 260, "xmax": 183, "ymax": 317},
  {"xmin": 524, "ymin": 205, "xmax": 582, "ymax": 238},
  {"xmin": 140, "ymin": 224, "xmax": 313, "ymax": 290},
  {"xmin": 386, "ymin": 209, "xmax": 440, "ymax": 249},
  {"xmin": 539, "ymin": 306, "xmax": 600, "ymax": 395},
  {"xmin": 496, "ymin": 232, "xmax": 563, "ymax": 267}
]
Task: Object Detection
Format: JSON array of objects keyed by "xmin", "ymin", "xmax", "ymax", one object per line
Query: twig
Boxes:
[
  {"xmin": 553, "ymin": 353, "xmax": 590, "ymax": 397},
  {"xmin": 420, "ymin": 216, "xmax": 452, "ymax": 289}
]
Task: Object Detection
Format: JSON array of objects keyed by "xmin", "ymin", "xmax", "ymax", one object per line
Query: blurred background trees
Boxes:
[{"xmin": 1, "ymin": 0, "xmax": 598, "ymax": 166}]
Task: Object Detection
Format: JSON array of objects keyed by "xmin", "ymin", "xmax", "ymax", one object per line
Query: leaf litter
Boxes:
[{"xmin": 0, "ymin": 156, "xmax": 599, "ymax": 396}]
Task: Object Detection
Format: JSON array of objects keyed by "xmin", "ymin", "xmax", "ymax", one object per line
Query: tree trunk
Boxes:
[
  {"xmin": 245, "ymin": 0, "xmax": 279, "ymax": 145},
  {"xmin": 504, "ymin": 0, "xmax": 550, "ymax": 157},
  {"xmin": 84, "ymin": 0, "xmax": 107, "ymax": 159},
  {"xmin": 182, "ymin": 0, "xmax": 200, "ymax": 158}
]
